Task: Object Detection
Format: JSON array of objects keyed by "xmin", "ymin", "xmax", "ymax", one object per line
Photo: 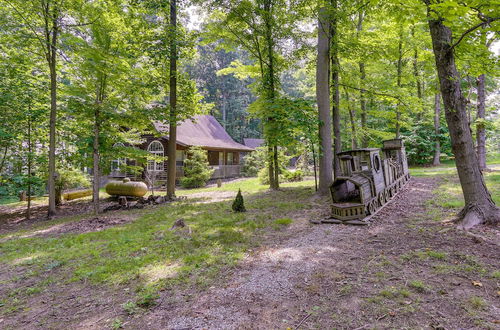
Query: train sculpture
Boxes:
[{"xmin": 325, "ymin": 138, "xmax": 410, "ymax": 225}]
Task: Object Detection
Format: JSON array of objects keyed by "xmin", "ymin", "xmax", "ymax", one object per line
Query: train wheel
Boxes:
[
  {"xmin": 390, "ymin": 186, "xmax": 396, "ymax": 197},
  {"xmin": 378, "ymin": 192, "xmax": 385, "ymax": 205},
  {"xmin": 368, "ymin": 201, "xmax": 376, "ymax": 215},
  {"xmin": 384, "ymin": 188, "xmax": 390, "ymax": 201}
]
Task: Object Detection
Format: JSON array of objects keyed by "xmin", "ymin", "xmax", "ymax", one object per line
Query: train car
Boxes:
[{"xmin": 329, "ymin": 139, "xmax": 410, "ymax": 223}]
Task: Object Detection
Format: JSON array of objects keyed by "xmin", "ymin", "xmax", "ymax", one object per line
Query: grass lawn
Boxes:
[{"xmin": 0, "ymin": 179, "xmax": 315, "ymax": 316}]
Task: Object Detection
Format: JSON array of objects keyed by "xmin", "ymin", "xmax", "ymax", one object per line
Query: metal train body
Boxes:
[{"xmin": 330, "ymin": 139, "xmax": 410, "ymax": 222}]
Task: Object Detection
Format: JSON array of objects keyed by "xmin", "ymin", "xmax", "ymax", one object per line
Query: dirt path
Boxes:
[{"xmin": 128, "ymin": 177, "xmax": 500, "ymax": 329}]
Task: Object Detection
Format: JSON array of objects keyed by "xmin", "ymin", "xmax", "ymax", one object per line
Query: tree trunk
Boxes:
[
  {"xmin": 166, "ymin": 0, "xmax": 177, "ymax": 199},
  {"xmin": 395, "ymin": 28, "xmax": 403, "ymax": 139},
  {"xmin": 0, "ymin": 146, "xmax": 7, "ymax": 174},
  {"xmin": 411, "ymin": 26, "xmax": 423, "ymax": 122},
  {"xmin": 476, "ymin": 74, "xmax": 487, "ymax": 170},
  {"xmin": 45, "ymin": 2, "xmax": 59, "ymax": 218},
  {"xmin": 47, "ymin": 43, "xmax": 57, "ymax": 216},
  {"xmin": 432, "ymin": 92, "xmax": 441, "ymax": 166},
  {"xmin": 330, "ymin": 0, "xmax": 341, "ymax": 179},
  {"xmin": 27, "ymin": 110, "xmax": 32, "ymax": 221},
  {"xmin": 263, "ymin": 0, "xmax": 279, "ymax": 190},
  {"xmin": 356, "ymin": 11, "xmax": 368, "ymax": 148},
  {"xmin": 427, "ymin": 14, "xmax": 498, "ymax": 228},
  {"xmin": 93, "ymin": 106, "xmax": 100, "ymax": 215},
  {"xmin": 316, "ymin": 7, "xmax": 333, "ymax": 195},
  {"xmin": 344, "ymin": 89, "xmax": 358, "ymax": 149}
]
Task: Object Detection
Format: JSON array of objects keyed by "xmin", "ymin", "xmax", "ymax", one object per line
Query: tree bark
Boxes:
[
  {"xmin": 167, "ymin": 0, "xmax": 177, "ymax": 199},
  {"xmin": 42, "ymin": 1, "xmax": 60, "ymax": 218},
  {"xmin": 427, "ymin": 13, "xmax": 498, "ymax": 228},
  {"xmin": 344, "ymin": 89, "xmax": 358, "ymax": 149},
  {"xmin": 93, "ymin": 106, "xmax": 100, "ymax": 215},
  {"xmin": 395, "ymin": 28, "xmax": 403, "ymax": 139},
  {"xmin": 432, "ymin": 92, "xmax": 441, "ymax": 166},
  {"xmin": 27, "ymin": 110, "xmax": 32, "ymax": 221},
  {"xmin": 476, "ymin": 74, "xmax": 487, "ymax": 170},
  {"xmin": 263, "ymin": 0, "xmax": 279, "ymax": 190},
  {"xmin": 330, "ymin": 0, "xmax": 341, "ymax": 179},
  {"xmin": 357, "ymin": 12, "xmax": 367, "ymax": 147},
  {"xmin": 0, "ymin": 146, "xmax": 8, "ymax": 174},
  {"xmin": 316, "ymin": 7, "xmax": 333, "ymax": 195}
]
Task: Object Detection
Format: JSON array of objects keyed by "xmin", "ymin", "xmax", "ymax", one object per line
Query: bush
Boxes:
[
  {"xmin": 231, "ymin": 189, "xmax": 246, "ymax": 212},
  {"xmin": 0, "ymin": 174, "xmax": 45, "ymax": 200},
  {"xmin": 55, "ymin": 168, "xmax": 91, "ymax": 205},
  {"xmin": 258, "ymin": 167, "xmax": 270, "ymax": 185},
  {"xmin": 283, "ymin": 169, "xmax": 303, "ymax": 182},
  {"xmin": 241, "ymin": 147, "xmax": 266, "ymax": 177},
  {"xmin": 180, "ymin": 146, "xmax": 213, "ymax": 188}
]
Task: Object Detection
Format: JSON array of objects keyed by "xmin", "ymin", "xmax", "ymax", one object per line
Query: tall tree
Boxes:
[
  {"xmin": 316, "ymin": 6, "xmax": 333, "ymax": 194},
  {"xmin": 425, "ymin": 0, "xmax": 499, "ymax": 228},
  {"xmin": 167, "ymin": 0, "xmax": 178, "ymax": 199},
  {"xmin": 330, "ymin": 0, "xmax": 341, "ymax": 178}
]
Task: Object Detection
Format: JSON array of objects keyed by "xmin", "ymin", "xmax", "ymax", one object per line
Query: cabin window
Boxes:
[
  {"xmin": 147, "ymin": 140, "xmax": 164, "ymax": 171},
  {"xmin": 219, "ymin": 152, "xmax": 224, "ymax": 165},
  {"xmin": 227, "ymin": 152, "xmax": 233, "ymax": 165},
  {"xmin": 176, "ymin": 150, "xmax": 184, "ymax": 166},
  {"xmin": 373, "ymin": 154, "xmax": 381, "ymax": 172},
  {"xmin": 111, "ymin": 143, "xmax": 126, "ymax": 171}
]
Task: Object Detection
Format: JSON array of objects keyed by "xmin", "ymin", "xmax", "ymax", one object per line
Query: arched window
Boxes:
[
  {"xmin": 111, "ymin": 143, "xmax": 126, "ymax": 171},
  {"xmin": 147, "ymin": 141, "xmax": 164, "ymax": 171}
]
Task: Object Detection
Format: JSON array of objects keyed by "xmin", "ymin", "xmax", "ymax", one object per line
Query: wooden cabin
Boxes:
[{"xmin": 109, "ymin": 115, "xmax": 254, "ymax": 185}]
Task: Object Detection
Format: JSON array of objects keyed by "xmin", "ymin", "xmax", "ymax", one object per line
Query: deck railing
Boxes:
[{"xmin": 109, "ymin": 165, "xmax": 243, "ymax": 182}]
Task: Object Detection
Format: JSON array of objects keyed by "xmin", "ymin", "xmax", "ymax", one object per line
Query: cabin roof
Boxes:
[
  {"xmin": 153, "ymin": 115, "xmax": 254, "ymax": 152},
  {"xmin": 243, "ymin": 138, "xmax": 265, "ymax": 149}
]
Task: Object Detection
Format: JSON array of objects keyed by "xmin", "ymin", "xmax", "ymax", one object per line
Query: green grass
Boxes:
[
  {"xmin": 0, "ymin": 179, "xmax": 314, "ymax": 315},
  {"xmin": 426, "ymin": 171, "xmax": 500, "ymax": 211},
  {"xmin": 177, "ymin": 177, "xmax": 316, "ymax": 195}
]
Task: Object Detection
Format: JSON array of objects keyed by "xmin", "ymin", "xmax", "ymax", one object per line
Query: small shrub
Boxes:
[
  {"xmin": 55, "ymin": 168, "xmax": 91, "ymax": 205},
  {"xmin": 232, "ymin": 189, "xmax": 246, "ymax": 212},
  {"xmin": 180, "ymin": 146, "xmax": 213, "ymax": 188},
  {"xmin": 283, "ymin": 169, "xmax": 303, "ymax": 182},
  {"xmin": 258, "ymin": 167, "xmax": 270, "ymax": 185},
  {"xmin": 241, "ymin": 147, "xmax": 266, "ymax": 177}
]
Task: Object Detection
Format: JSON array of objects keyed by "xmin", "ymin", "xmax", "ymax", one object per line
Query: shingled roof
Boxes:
[
  {"xmin": 153, "ymin": 115, "xmax": 254, "ymax": 152},
  {"xmin": 243, "ymin": 138, "xmax": 264, "ymax": 149}
]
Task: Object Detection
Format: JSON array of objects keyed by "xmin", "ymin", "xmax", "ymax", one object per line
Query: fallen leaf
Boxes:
[
  {"xmin": 497, "ymin": 291, "xmax": 500, "ymax": 296},
  {"xmin": 472, "ymin": 281, "xmax": 483, "ymax": 287}
]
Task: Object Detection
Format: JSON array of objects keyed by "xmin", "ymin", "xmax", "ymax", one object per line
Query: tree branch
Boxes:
[
  {"xmin": 337, "ymin": 83, "xmax": 408, "ymax": 107},
  {"xmin": 450, "ymin": 17, "xmax": 500, "ymax": 50}
]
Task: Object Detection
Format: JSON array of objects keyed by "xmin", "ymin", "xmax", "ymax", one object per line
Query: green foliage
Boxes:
[
  {"xmin": 401, "ymin": 122, "xmax": 451, "ymax": 165},
  {"xmin": 55, "ymin": 168, "xmax": 91, "ymax": 192},
  {"xmin": 231, "ymin": 189, "xmax": 246, "ymax": 212},
  {"xmin": 282, "ymin": 169, "xmax": 303, "ymax": 182},
  {"xmin": 180, "ymin": 147, "xmax": 213, "ymax": 188},
  {"xmin": 241, "ymin": 147, "xmax": 267, "ymax": 177},
  {"xmin": 0, "ymin": 174, "xmax": 45, "ymax": 198}
]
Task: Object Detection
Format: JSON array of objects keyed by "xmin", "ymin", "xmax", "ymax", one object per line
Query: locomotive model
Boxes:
[{"xmin": 329, "ymin": 138, "xmax": 410, "ymax": 224}]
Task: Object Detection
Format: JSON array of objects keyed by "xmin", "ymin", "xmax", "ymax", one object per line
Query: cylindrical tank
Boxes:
[{"xmin": 105, "ymin": 178, "xmax": 148, "ymax": 197}]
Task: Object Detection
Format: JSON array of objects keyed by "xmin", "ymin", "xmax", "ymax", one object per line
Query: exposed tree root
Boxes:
[{"xmin": 456, "ymin": 203, "xmax": 499, "ymax": 230}]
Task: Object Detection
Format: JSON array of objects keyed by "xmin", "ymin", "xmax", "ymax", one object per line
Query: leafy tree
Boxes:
[{"xmin": 423, "ymin": 0, "xmax": 499, "ymax": 227}]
